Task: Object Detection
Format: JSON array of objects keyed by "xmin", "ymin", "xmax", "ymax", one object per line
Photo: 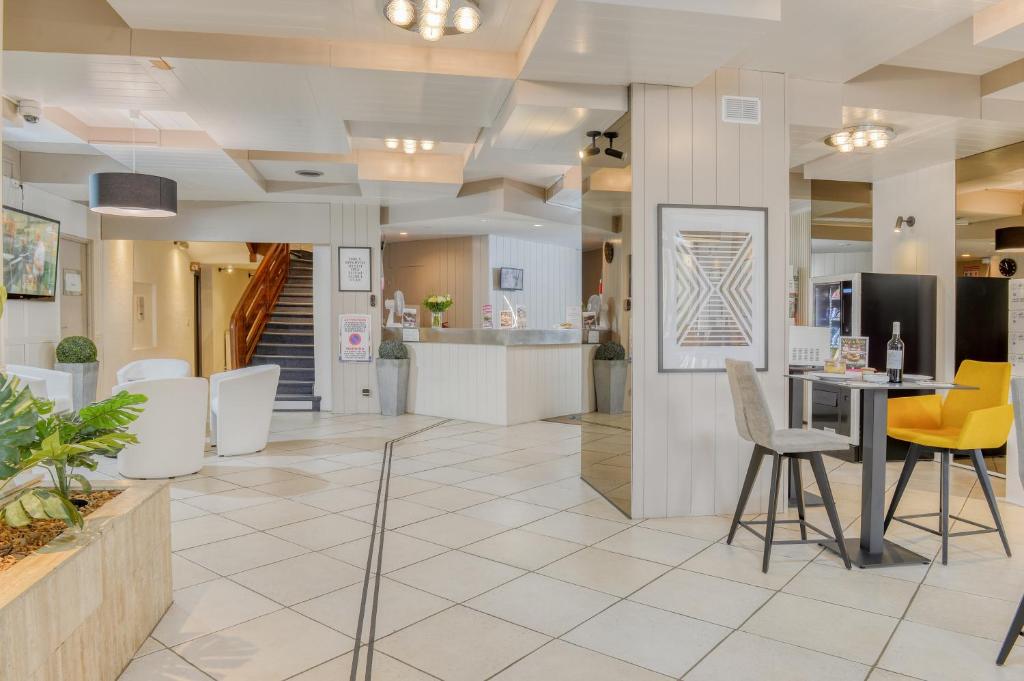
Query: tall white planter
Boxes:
[
  {"xmin": 593, "ymin": 359, "xmax": 627, "ymax": 414},
  {"xmin": 377, "ymin": 359, "xmax": 410, "ymax": 416},
  {"xmin": 54, "ymin": 361, "xmax": 98, "ymax": 411}
]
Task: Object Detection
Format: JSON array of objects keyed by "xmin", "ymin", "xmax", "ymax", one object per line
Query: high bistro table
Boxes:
[{"xmin": 786, "ymin": 374, "xmax": 976, "ymax": 569}]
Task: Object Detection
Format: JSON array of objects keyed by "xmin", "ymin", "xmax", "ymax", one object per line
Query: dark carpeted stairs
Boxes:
[{"xmin": 249, "ymin": 250, "xmax": 321, "ymax": 411}]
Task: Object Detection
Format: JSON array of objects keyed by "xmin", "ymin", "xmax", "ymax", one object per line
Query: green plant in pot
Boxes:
[
  {"xmin": 55, "ymin": 335, "xmax": 99, "ymax": 411},
  {"xmin": 593, "ymin": 340, "xmax": 628, "ymax": 414},
  {"xmin": 377, "ymin": 339, "xmax": 410, "ymax": 417},
  {"xmin": 0, "ymin": 375, "xmax": 146, "ymax": 529}
]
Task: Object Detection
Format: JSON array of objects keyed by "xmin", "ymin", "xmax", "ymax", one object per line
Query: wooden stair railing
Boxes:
[{"xmin": 228, "ymin": 242, "xmax": 290, "ymax": 369}]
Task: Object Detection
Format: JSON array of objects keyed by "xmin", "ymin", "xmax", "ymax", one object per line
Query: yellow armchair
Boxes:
[{"xmin": 884, "ymin": 359, "xmax": 1013, "ymax": 565}]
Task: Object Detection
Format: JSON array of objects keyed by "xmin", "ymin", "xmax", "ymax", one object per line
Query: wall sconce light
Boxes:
[
  {"xmin": 894, "ymin": 215, "xmax": 916, "ymax": 234},
  {"xmin": 604, "ymin": 131, "xmax": 623, "ymax": 159},
  {"xmin": 580, "ymin": 131, "xmax": 601, "ymax": 159}
]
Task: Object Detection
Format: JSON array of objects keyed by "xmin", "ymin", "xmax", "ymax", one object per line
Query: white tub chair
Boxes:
[
  {"xmin": 5, "ymin": 364, "xmax": 74, "ymax": 413},
  {"xmin": 210, "ymin": 365, "xmax": 280, "ymax": 457},
  {"xmin": 116, "ymin": 377, "xmax": 209, "ymax": 479},
  {"xmin": 115, "ymin": 358, "xmax": 192, "ymax": 385}
]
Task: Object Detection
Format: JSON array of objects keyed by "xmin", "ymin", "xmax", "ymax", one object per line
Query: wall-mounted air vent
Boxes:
[{"xmin": 721, "ymin": 96, "xmax": 761, "ymax": 125}]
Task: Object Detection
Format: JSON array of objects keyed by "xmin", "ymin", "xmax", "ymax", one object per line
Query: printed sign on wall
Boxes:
[
  {"xmin": 338, "ymin": 247, "xmax": 372, "ymax": 292},
  {"xmin": 340, "ymin": 314, "xmax": 371, "ymax": 362}
]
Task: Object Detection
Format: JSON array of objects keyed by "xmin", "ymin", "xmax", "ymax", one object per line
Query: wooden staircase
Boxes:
[{"xmin": 230, "ymin": 246, "xmax": 321, "ymax": 411}]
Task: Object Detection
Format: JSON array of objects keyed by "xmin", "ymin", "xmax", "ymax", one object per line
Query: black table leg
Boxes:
[
  {"xmin": 821, "ymin": 389, "xmax": 930, "ymax": 568},
  {"xmin": 787, "ymin": 376, "xmax": 823, "ymax": 507}
]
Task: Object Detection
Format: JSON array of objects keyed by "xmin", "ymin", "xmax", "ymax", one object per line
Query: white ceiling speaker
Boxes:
[{"xmin": 721, "ymin": 96, "xmax": 761, "ymax": 125}]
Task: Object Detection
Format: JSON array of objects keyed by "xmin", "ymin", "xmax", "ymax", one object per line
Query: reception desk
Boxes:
[{"xmin": 383, "ymin": 328, "xmax": 588, "ymax": 426}]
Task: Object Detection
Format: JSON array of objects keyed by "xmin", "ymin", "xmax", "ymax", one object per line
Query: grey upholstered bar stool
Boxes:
[{"xmin": 725, "ymin": 360, "xmax": 852, "ymax": 573}]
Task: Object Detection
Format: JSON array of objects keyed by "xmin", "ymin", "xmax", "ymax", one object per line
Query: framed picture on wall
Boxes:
[
  {"xmin": 658, "ymin": 204, "xmax": 768, "ymax": 372},
  {"xmin": 338, "ymin": 246, "xmax": 372, "ymax": 292}
]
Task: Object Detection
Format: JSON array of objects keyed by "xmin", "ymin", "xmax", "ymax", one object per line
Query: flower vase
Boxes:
[{"xmin": 431, "ymin": 311, "xmax": 443, "ymax": 328}]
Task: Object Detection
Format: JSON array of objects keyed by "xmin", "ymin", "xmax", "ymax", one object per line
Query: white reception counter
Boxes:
[{"xmin": 383, "ymin": 328, "xmax": 592, "ymax": 426}]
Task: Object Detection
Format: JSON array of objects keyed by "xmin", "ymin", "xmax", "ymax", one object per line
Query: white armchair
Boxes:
[
  {"xmin": 116, "ymin": 359, "xmax": 192, "ymax": 385},
  {"xmin": 116, "ymin": 377, "xmax": 209, "ymax": 479},
  {"xmin": 5, "ymin": 364, "xmax": 74, "ymax": 413},
  {"xmin": 210, "ymin": 365, "xmax": 280, "ymax": 457}
]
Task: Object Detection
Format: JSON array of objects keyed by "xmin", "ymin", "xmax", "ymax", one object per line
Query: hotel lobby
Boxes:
[{"xmin": 2, "ymin": 1, "xmax": 1024, "ymax": 680}]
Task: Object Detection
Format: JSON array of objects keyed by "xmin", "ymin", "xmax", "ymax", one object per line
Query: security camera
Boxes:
[{"xmin": 17, "ymin": 100, "xmax": 42, "ymax": 125}]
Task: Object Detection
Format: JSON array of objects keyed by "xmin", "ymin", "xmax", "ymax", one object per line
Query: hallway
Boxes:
[{"xmin": 104, "ymin": 413, "xmax": 1024, "ymax": 681}]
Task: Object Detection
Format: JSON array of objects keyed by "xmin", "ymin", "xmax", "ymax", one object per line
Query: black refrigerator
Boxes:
[{"xmin": 809, "ymin": 272, "xmax": 938, "ymax": 462}]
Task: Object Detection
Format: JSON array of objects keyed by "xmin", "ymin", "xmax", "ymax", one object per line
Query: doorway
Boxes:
[{"xmin": 59, "ymin": 236, "xmax": 90, "ymax": 338}]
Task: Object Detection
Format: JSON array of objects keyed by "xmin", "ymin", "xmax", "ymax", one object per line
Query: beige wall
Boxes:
[
  {"xmin": 383, "ymin": 237, "xmax": 480, "ymax": 328},
  {"xmin": 630, "ymin": 70, "xmax": 788, "ymax": 519},
  {"xmin": 872, "ymin": 162, "xmax": 956, "ymax": 381},
  {"xmin": 199, "ymin": 266, "xmax": 250, "ymax": 377},
  {"xmin": 582, "ymin": 248, "xmax": 602, "ymax": 302},
  {"xmin": 101, "ymin": 240, "xmax": 195, "ymax": 393}
]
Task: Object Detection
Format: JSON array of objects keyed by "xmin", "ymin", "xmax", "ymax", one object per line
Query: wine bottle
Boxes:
[{"xmin": 886, "ymin": 322, "xmax": 904, "ymax": 383}]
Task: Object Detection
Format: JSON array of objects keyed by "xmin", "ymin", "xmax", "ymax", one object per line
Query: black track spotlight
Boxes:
[
  {"xmin": 604, "ymin": 131, "xmax": 624, "ymax": 160},
  {"xmin": 580, "ymin": 130, "xmax": 602, "ymax": 159}
]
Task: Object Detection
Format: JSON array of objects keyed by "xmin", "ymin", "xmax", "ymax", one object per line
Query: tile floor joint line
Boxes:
[{"xmin": 348, "ymin": 419, "xmax": 451, "ymax": 681}]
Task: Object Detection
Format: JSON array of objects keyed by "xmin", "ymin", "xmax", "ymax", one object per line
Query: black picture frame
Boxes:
[
  {"xmin": 338, "ymin": 246, "xmax": 372, "ymax": 292},
  {"xmin": 498, "ymin": 267, "xmax": 524, "ymax": 291}
]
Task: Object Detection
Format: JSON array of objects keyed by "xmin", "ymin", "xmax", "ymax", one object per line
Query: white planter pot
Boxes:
[
  {"xmin": 593, "ymin": 359, "xmax": 628, "ymax": 414},
  {"xmin": 377, "ymin": 358, "xmax": 410, "ymax": 416},
  {"xmin": 54, "ymin": 361, "xmax": 99, "ymax": 411}
]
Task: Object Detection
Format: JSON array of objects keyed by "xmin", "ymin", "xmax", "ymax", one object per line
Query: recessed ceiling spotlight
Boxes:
[
  {"xmin": 420, "ymin": 140, "xmax": 435, "ymax": 151},
  {"xmin": 532, "ymin": 224, "xmax": 543, "ymax": 228},
  {"xmin": 962, "ymin": 253, "xmax": 972, "ymax": 257},
  {"xmin": 385, "ymin": 138, "xmax": 400, "ymax": 150},
  {"xmin": 402, "ymin": 139, "xmax": 418, "ymax": 154},
  {"xmin": 400, "ymin": 231, "xmax": 409, "ymax": 236},
  {"xmin": 296, "ymin": 169, "xmax": 324, "ymax": 178},
  {"xmin": 825, "ymin": 124, "xmax": 895, "ymax": 153}
]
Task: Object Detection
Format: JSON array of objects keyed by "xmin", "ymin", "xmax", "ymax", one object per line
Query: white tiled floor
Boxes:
[{"xmin": 106, "ymin": 411, "xmax": 1024, "ymax": 680}]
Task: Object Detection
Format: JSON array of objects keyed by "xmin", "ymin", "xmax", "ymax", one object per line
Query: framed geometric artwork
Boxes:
[{"xmin": 657, "ymin": 204, "xmax": 768, "ymax": 372}]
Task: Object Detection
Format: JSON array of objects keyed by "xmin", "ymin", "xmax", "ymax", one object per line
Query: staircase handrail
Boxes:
[{"xmin": 228, "ymin": 243, "xmax": 290, "ymax": 369}]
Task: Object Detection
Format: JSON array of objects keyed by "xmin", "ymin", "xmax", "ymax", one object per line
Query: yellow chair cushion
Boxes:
[{"xmin": 887, "ymin": 360, "xmax": 1013, "ymax": 451}]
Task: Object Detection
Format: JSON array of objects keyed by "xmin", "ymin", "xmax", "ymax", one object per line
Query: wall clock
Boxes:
[{"xmin": 999, "ymin": 258, "xmax": 1017, "ymax": 278}]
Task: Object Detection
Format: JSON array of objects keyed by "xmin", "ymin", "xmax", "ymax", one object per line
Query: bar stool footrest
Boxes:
[
  {"xmin": 892, "ymin": 512, "xmax": 1000, "ymax": 539},
  {"xmin": 737, "ymin": 518, "xmax": 835, "ymax": 546}
]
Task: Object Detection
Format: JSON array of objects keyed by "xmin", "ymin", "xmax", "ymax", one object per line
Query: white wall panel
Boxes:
[
  {"xmin": 631, "ymin": 70, "xmax": 788, "ymax": 519},
  {"xmin": 811, "ymin": 251, "xmax": 872, "ymax": 277},
  {"xmin": 487, "ymin": 235, "xmax": 581, "ymax": 330}
]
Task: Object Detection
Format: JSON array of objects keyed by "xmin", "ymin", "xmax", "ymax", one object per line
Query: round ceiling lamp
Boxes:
[
  {"xmin": 88, "ymin": 110, "xmax": 177, "ymax": 217},
  {"xmin": 384, "ymin": 0, "xmax": 481, "ymax": 41},
  {"xmin": 89, "ymin": 173, "xmax": 177, "ymax": 217},
  {"xmin": 995, "ymin": 226, "xmax": 1024, "ymax": 252},
  {"xmin": 824, "ymin": 124, "xmax": 895, "ymax": 153}
]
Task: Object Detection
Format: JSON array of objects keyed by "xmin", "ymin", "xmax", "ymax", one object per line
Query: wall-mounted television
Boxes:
[
  {"xmin": 498, "ymin": 267, "xmax": 524, "ymax": 291},
  {"xmin": 3, "ymin": 206, "xmax": 61, "ymax": 300}
]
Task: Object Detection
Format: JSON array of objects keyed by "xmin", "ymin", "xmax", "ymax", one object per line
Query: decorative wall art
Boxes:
[
  {"xmin": 338, "ymin": 246, "xmax": 372, "ymax": 292},
  {"xmin": 658, "ymin": 204, "xmax": 768, "ymax": 372}
]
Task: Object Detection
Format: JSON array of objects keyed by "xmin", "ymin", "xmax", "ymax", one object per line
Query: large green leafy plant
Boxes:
[{"xmin": 0, "ymin": 375, "xmax": 146, "ymax": 529}]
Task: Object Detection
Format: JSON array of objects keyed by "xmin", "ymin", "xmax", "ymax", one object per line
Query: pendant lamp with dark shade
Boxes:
[
  {"xmin": 995, "ymin": 226, "xmax": 1024, "ymax": 252},
  {"xmin": 89, "ymin": 172, "xmax": 178, "ymax": 217}
]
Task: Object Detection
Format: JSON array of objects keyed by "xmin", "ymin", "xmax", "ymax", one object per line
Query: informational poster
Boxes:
[
  {"xmin": 481, "ymin": 304, "xmax": 494, "ymax": 329},
  {"xmin": 565, "ymin": 305, "xmax": 581, "ymax": 329},
  {"xmin": 338, "ymin": 247, "xmax": 372, "ymax": 292},
  {"xmin": 500, "ymin": 309, "xmax": 515, "ymax": 328},
  {"xmin": 516, "ymin": 305, "xmax": 527, "ymax": 328},
  {"xmin": 1011, "ymin": 280, "xmax": 1024, "ymax": 376},
  {"xmin": 402, "ymin": 307, "xmax": 418, "ymax": 328},
  {"xmin": 839, "ymin": 336, "xmax": 868, "ymax": 369},
  {"xmin": 339, "ymin": 314, "xmax": 371, "ymax": 362}
]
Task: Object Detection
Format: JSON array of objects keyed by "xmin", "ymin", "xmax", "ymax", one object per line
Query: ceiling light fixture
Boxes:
[
  {"xmin": 89, "ymin": 109, "xmax": 177, "ymax": 218},
  {"xmin": 604, "ymin": 131, "xmax": 624, "ymax": 160},
  {"xmin": 384, "ymin": 0, "xmax": 481, "ymax": 41},
  {"xmin": 420, "ymin": 140, "xmax": 435, "ymax": 151},
  {"xmin": 580, "ymin": 130, "xmax": 602, "ymax": 159},
  {"xmin": 384, "ymin": 138, "xmax": 400, "ymax": 150},
  {"xmin": 402, "ymin": 139, "xmax": 418, "ymax": 154},
  {"xmin": 386, "ymin": 138, "xmax": 436, "ymax": 154},
  {"xmin": 995, "ymin": 226, "xmax": 1024, "ymax": 252},
  {"xmin": 295, "ymin": 169, "xmax": 324, "ymax": 178},
  {"xmin": 825, "ymin": 124, "xmax": 895, "ymax": 153}
]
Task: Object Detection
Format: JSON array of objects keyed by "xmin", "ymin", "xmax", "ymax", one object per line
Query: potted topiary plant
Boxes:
[
  {"xmin": 55, "ymin": 336, "xmax": 99, "ymax": 411},
  {"xmin": 377, "ymin": 339, "xmax": 410, "ymax": 416},
  {"xmin": 593, "ymin": 340, "xmax": 628, "ymax": 414}
]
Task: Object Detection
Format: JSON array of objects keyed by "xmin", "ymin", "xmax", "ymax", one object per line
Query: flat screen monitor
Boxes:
[
  {"xmin": 3, "ymin": 206, "xmax": 61, "ymax": 299},
  {"xmin": 498, "ymin": 267, "xmax": 523, "ymax": 291}
]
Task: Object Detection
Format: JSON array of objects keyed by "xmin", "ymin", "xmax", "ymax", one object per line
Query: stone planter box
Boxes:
[
  {"xmin": 54, "ymin": 361, "xmax": 99, "ymax": 411},
  {"xmin": 0, "ymin": 480, "xmax": 172, "ymax": 681}
]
